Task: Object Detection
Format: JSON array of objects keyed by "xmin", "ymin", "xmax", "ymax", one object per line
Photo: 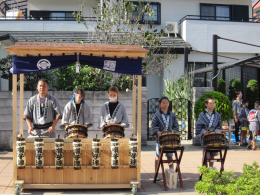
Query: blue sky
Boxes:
[{"xmin": 253, "ymin": 0, "xmax": 258, "ymax": 3}]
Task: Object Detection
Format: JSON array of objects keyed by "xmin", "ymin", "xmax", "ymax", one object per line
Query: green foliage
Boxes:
[
  {"xmin": 195, "ymin": 162, "xmax": 260, "ymax": 195},
  {"xmin": 228, "ymin": 79, "xmax": 242, "ymax": 101},
  {"xmin": 247, "ymin": 80, "xmax": 259, "ymax": 110},
  {"xmin": 194, "ymin": 91, "xmax": 233, "ymax": 122},
  {"xmin": 217, "ymin": 79, "xmax": 226, "ymax": 95},
  {"xmin": 164, "ymin": 69, "xmax": 194, "ymax": 101},
  {"xmin": 113, "ymin": 75, "xmax": 132, "ymax": 91}
]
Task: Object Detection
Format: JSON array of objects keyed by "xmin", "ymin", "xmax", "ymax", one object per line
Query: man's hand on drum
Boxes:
[
  {"xmin": 157, "ymin": 131, "xmax": 162, "ymax": 136},
  {"xmin": 203, "ymin": 130, "xmax": 208, "ymax": 135},
  {"xmin": 48, "ymin": 125, "xmax": 55, "ymax": 133},
  {"xmin": 28, "ymin": 127, "xmax": 34, "ymax": 134}
]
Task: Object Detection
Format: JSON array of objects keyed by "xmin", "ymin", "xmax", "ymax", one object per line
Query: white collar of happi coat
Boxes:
[
  {"xmin": 160, "ymin": 110, "xmax": 170, "ymax": 129},
  {"xmin": 72, "ymin": 101, "xmax": 83, "ymax": 124},
  {"xmin": 105, "ymin": 101, "xmax": 121, "ymax": 119},
  {"xmin": 36, "ymin": 94, "xmax": 49, "ymax": 120},
  {"xmin": 205, "ymin": 109, "xmax": 215, "ymax": 127}
]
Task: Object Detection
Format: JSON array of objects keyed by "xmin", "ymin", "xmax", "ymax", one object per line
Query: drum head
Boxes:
[
  {"xmin": 101, "ymin": 124, "xmax": 125, "ymax": 132},
  {"xmin": 65, "ymin": 124, "xmax": 88, "ymax": 132}
]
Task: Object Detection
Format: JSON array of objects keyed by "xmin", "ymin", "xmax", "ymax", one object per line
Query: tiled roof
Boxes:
[{"xmin": 0, "ymin": 31, "xmax": 191, "ymax": 54}]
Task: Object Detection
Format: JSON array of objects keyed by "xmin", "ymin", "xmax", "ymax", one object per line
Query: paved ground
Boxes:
[{"xmin": 0, "ymin": 140, "xmax": 259, "ymax": 195}]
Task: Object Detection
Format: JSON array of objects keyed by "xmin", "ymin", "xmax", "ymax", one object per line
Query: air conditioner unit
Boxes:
[{"xmin": 165, "ymin": 22, "xmax": 179, "ymax": 34}]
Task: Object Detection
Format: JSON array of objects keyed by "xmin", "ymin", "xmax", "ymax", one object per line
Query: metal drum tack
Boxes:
[
  {"xmin": 129, "ymin": 136, "xmax": 138, "ymax": 168},
  {"xmin": 55, "ymin": 136, "xmax": 64, "ymax": 170},
  {"xmin": 92, "ymin": 138, "xmax": 101, "ymax": 169},
  {"xmin": 34, "ymin": 138, "xmax": 44, "ymax": 169},
  {"xmin": 111, "ymin": 138, "xmax": 119, "ymax": 169},
  {"xmin": 16, "ymin": 136, "xmax": 26, "ymax": 169},
  {"xmin": 73, "ymin": 139, "xmax": 82, "ymax": 170}
]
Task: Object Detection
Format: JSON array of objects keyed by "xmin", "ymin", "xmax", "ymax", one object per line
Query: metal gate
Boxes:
[{"xmin": 147, "ymin": 98, "xmax": 192, "ymax": 141}]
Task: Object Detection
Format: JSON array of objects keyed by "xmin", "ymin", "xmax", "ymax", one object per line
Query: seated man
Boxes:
[
  {"xmin": 24, "ymin": 78, "xmax": 62, "ymax": 138},
  {"xmin": 195, "ymin": 96, "xmax": 222, "ymax": 167}
]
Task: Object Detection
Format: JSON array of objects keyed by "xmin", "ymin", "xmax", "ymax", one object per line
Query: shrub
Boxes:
[
  {"xmin": 247, "ymin": 80, "xmax": 259, "ymax": 110},
  {"xmin": 217, "ymin": 79, "xmax": 226, "ymax": 95},
  {"xmin": 228, "ymin": 79, "xmax": 242, "ymax": 101},
  {"xmin": 194, "ymin": 91, "xmax": 233, "ymax": 122},
  {"xmin": 195, "ymin": 162, "xmax": 260, "ymax": 195}
]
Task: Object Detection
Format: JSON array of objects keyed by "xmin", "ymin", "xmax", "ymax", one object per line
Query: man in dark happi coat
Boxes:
[{"xmin": 195, "ymin": 96, "xmax": 222, "ymax": 167}]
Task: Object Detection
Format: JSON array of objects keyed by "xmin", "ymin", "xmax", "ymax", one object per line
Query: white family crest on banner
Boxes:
[
  {"xmin": 37, "ymin": 59, "xmax": 51, "ymax": 70},
  {"xmin": 103, "ymin": 60, "xmax": 116, "ymax": 71}
]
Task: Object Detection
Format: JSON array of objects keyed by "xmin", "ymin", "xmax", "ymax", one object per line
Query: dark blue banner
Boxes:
[{"xmin": 10, "ymin": 55, "xmax": 142, "ymax": 75}]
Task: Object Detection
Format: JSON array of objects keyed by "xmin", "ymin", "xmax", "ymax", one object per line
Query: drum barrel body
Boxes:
[
  {"xmin": 159, "ymin": 133, "xmax": 181, "ymax": 147},
  {"xmin": 92, "ymin": 138, "xmax": 101, "ymax": 169},
  {"xmin": 34, "ymin": 138, "xmax": 44, "ymax": 169},
  {"xmin": 129, "ymin": 137, "xmax": 138, "ymax": 168},
  {"xmin": 16, "ymin": 137, "xmax": 26, "ymax": 169},
  {"xmin": 55, "ymin": 138, "xmax": 64, "ymax": 170},
  {"xmin": 111, "ymin": 138, "xmax": 119, "ymax": 169},
  {"xmin": 204, "ymin": 133, "xmax": 225, "ymax": 146},
  {"xmin": 73, "ymin": 139, "xmax": 82, "ymax": 170},
  {"xmin": 102, "ymin": 125, "xmax": 125, "ymax": 138}
]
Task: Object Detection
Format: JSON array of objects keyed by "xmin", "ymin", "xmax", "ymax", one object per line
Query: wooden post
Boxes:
[
  {"xmin": 20, "ymin": 74, "xmax": 24, "ymax": 136},
  {"xmin": 12, "ymin": 74, "xmax": 18, "ymax": 187},
  {"xmin": 137, "ymin": 75, "xmax": 142, "ymax": 188},
  {"xmin": 132, "ymin": 75, "xmax": 136, "ymax": 135}
]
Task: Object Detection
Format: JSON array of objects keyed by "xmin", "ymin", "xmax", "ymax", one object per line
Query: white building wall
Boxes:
[{"xmin": 181, "ymin": 20, "xmax": 260, "ymax": 53}]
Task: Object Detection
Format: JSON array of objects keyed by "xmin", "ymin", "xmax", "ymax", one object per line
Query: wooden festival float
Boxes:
[{"xmin": 6, "ymin": 42, "xmax": 149, "ymax": 194}]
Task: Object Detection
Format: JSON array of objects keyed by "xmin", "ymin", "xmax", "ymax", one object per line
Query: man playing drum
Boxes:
[
  {"xmin": 98, "ymin": 86, "xmax": 129, "ymax": 129},
  {"xmin": 24, "ymin": 78, "xmax": 62, "ymax": 138},
  {"xmin": 60, "ymin": 88, "xmax": 93, "ymax": 132},
  {"xmin": 150, "ymin": 96, "xmax": 179, "ymax": 181},
  {"xmin": 195, "ymin": 96, "xmax": 222, "ymax": 167}
]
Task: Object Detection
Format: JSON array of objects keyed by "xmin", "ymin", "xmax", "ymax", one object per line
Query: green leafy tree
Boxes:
[
  {"xmin": 195, "ymin": 162, "xmax": 260, "ymax": 195},
  {"xmin": 194, "ymin": 91, "xmax": 233, "ymax": 122},
  {"xmin": 228, "ymin": 79, "xmax": 243, "ymax": 101},
  {"xmin": 217, "ymin": 78, "xmax": 226, "ymax": 95},
  {"xmin": 247, "ymin": 80, "xmax": 259, "ymax": 110},
  {"xmin": 73, "ymin": 0, "xmax": 176, "ymax": 76}
]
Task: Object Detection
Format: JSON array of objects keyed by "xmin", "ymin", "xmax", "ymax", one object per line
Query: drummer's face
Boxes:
[
  {"xmin": 108, "ymin": 91, "xmax": 118, "ymax": 101},
  {"xmin": 205, "ymin": 99, "xmax": 215, "ymax": 111},
  {"xmin": 75, "ymin": 91, "xmax": 83, "ymax": 102},
  {"xmin": 37, "ymin": 81, "xmax": 49, "ymax": 95},
  {"xmin": 159, "ymin": 99, "xmax": 169, "ymax": 110}
]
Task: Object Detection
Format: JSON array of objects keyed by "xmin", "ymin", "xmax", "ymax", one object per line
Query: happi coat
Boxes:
[
  {"xmin": 60, "ymin": 101, "xmax": 93, "ymax": 128},
  {"xmin": 195, "ymin": 110, "xmax": 222, "ymax": 147},
  {"xmin": 150, "ymin": 110, "xmax": 179, "ymax": 144},
  {"xmin": 98, "ymin": 101, "xmax": 129, "ymax": 129},
  {"xmin": 23, "ymin": 94, "xmax": 62, "ymax": 138}
]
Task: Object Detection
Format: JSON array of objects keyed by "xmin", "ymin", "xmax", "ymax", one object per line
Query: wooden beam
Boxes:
[
  {"xmin": 12, "ymin": 74, "xmax": 17, "ymax": 187},
  {"xmin": 137, "ymin": 75, "xmax": 142, "ymax": 188},
  {"xmin": 23, "ymin": 184, "xmax": 132, "ymax": 189},
  {"xmin": 132, "ymin": 75, "xmax": 136, "ymax": 135},
  {"xmin": 19, "ymin": 74, "xmax": 24, "ymax": 136}
]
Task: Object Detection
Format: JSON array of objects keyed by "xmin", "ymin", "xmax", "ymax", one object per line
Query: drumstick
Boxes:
[{"xmin": 160, "ymin": 127, "xmax": 167, "ymax": 136}]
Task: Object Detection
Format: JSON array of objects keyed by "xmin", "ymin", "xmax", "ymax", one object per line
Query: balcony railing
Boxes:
[
  {"xmin": 179, "ymin": 15, "xmax": 260, "ymax": 24},
  {"xmin": 0, "ymin": 16, "xmax": 99, "ymax": 21}
]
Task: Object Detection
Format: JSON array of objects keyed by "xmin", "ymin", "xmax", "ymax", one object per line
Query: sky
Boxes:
[{"xmin": 253, "ymin": 0, "xmax": 258, "ymax": 3}]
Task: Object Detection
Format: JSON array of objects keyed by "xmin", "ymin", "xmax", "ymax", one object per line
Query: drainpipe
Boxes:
[{"xmin": 212, "ymin": 34, "xmax": 219, "ymax": 91}]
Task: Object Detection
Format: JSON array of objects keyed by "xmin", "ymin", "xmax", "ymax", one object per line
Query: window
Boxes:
[
  {"xmin": 201, "ymin": 4, "xmax": 230, "ymax": 20},
  {"xmin": 200, "ymin": 4, "xmax": 249, "ymax": 21},
  {"xmin": 132, "ymin": 2, "xmax": 161, "ymax": 24},
  {"xmin": 30, "ymin": 11, "xmax": 74, "ymax": 20}
]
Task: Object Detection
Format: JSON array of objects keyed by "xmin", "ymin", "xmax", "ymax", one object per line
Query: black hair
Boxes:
[
  {"xmin": 159, "ymin": 96, "xmax": 169, "ymax": 104},
  {"xmin": 235, "ymin": 91, "xmax": 241, "ymax": 97},
  {"xmin": 205, "ymin": 96, "xmax": 215, "ymax": 104},
  {"xmin": 255, "ymin": 101, "xmax": 260, "ymax": 108},
  {"xmin": 38, "ymin": 78, "xmax": 49, "ymax": 86},
  {"xmin": 243, "ymin": 99, "xmax": 249, "ymax": 104},
  {"xmin": 74, "ymin": 88, "xmax": 85, "ymax": 99}
]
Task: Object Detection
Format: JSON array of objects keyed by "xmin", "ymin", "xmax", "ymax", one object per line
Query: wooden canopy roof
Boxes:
[{"xmin": 5, "ymin": 42, "xmax": 149, "ymax": 58}]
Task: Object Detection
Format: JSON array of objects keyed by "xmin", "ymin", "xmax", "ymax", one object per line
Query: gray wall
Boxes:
[
  {"xmin": 0, "ymin": 88, "xmax": 148, "ymax": 150},
  {"xmin": 192, "ymin": 87, "xmax": 214, "ymax": 146}
]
